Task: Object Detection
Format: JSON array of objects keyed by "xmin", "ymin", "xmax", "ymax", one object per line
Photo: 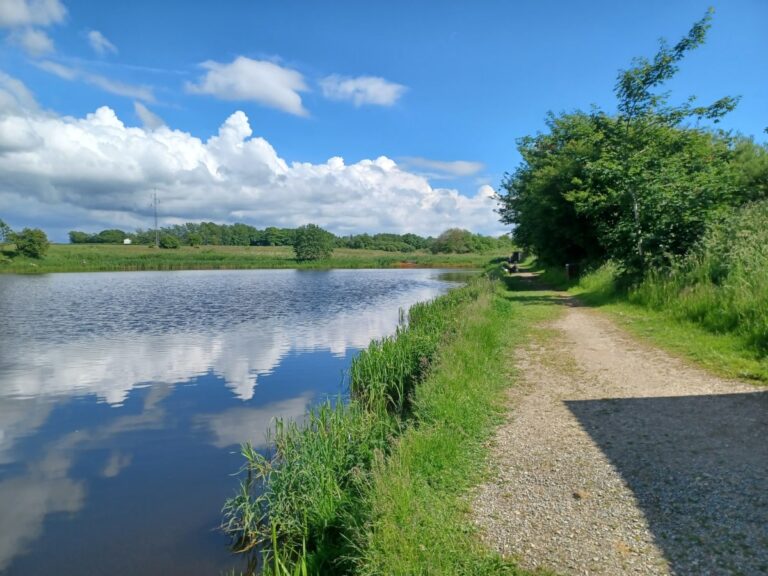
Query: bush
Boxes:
[
  {"xmin": 159, "ymin": 235, "xmax": 180, "ymax": 249},
  {"xmin": 293, "ymin": 224, "xmax": 334, "ymax": 261},
  {"xmin": 631, "ymin": 201, "xmax": 768, "ymax": 353},
  {"xmin": 430, "ymin": 229, "xmax": 473, "ymax": 254},
  {"xmin": 14, "ymin": 228, "xmax": 50, "ymax": 258}
]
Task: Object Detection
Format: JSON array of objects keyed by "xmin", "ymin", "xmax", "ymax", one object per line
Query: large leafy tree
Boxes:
[
  {"xmin": 498, "ymin": 112, "xmax": 606, "ymax": 266},
  {"xmin": 498, "ymin": 10, "xmax": 742, "ymax": 276},
  {"xmin": 430, "ymin": 229, "xmax": 473, "ymax": 254},
  {"xmin": 597, "ymin": 8, "xmax": 737, "ymax": 273},
  {"xmin": 293, "ymin": 224, "xmax": 334, "ymax": 261},
  {"xmin": 569, "ymin": 116, "xmax": 736, "ymax": 273},
  {"xmin": 14, "ymin": 228, "xmax": 50, "ymax": 258}
]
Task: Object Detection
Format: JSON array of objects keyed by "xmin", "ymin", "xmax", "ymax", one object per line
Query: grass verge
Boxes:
[
  {"xmin": 223, "ymin": 268, "xmax": 562, "ymax": 574},
  {"xmin": 542, "ymin": 262, "xmax": 768, "ymax": 383},
  {"xmin": 360, "ymin": 274, "xmax": 561, "ymax": 575}
]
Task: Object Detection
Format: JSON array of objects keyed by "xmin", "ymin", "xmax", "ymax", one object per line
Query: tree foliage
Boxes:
[
  {"xmin": 428, "ymin": 228, "xmax": 510, "ymax": 254},
  {"xmin": 69, "ymin": 229, "xmax": 127, "ymax": 243},
  {"xmin": 159, "ymin": 234, "xmax": 180, "ymax": 249},
  {"xmin": 66, "ymin": 221, "xmax": 511, "ymax": 254},
  {"xmin": 498, "ymin": 10, "xmax": 762, "ymax": 277},
  {"xmin": 293, "ymin": 224, "xmax": 335, "ymax": 261},
  {"xmin": 14, "ymin": 228, "xmax": 50, "ymax": 258}
]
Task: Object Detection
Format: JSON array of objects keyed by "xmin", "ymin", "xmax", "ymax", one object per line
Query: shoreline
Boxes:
[{"xmin": 0, "ymin": 244, "xmax": 505, "ymax": 275}]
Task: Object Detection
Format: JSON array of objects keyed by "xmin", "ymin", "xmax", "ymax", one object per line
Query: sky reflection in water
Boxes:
[{"xmin": 0, "ymin": 269, "xmax": 464, "ymax": 575}]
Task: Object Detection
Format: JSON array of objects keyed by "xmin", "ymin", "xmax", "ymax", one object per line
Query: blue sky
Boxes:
[{"xmin": 0, "ymin": 0, "xmax": 765, "ymax": 240}]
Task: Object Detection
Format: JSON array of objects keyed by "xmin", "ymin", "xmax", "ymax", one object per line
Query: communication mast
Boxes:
[{"xmin": 153, "ymin": 191, "xmax": 159, "ymax": 248}]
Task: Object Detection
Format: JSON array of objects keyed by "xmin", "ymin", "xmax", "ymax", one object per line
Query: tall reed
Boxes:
[{"xmin": 222, "ymin": 276, "xmax": 492, "ymax": 573}]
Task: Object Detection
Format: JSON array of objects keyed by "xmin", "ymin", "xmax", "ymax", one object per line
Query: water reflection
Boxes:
[
  {"xmin": 0, "ymin": 449, "xmax": 85, "ymax": 571},
  {"xmin": 0, "ymin": 273, "xmax": 444, "ymax": 404},
  {"xmin": 0, "ymin": 269, "xmax": 462, "ymax": 575},
  {"xmin": 198, "ymin": 393, "xmax": 314, "ymax": 449}
]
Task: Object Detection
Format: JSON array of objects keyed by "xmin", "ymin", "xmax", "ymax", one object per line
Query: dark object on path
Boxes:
[
  {"xmin": 565, "ymin": 263, "xmax": 580, "ymax": 279},
  {"xmin": 503, "ymin": 262, "xmax": 518, "ymax": 273},
  {"xmin": 509, "ymin": 251, "xmax": 521, "ymax": 264}
]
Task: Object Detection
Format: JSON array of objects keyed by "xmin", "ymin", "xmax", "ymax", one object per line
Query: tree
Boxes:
[
  {"xmin": 730, "ymin": 137, "xmax": 768, "ymax": 204},
  {"xmin": 431, "ymin": 228, "xmax": 474, "ymax": 253},
  {"xmin": 293, "ymin": 224, "xmax": 334, "ymax": 261},
  {"xmin": 14, "ymin": 228, "xmax": 50, "ymax": 258},
  {"xmin": 498, "ymin": 10, "xmax": 741, "ymax": 276},
  {"xmin": 159, "ymin": 234, "xmax": 180, "ymax": 249},
  {"xmin": 68, "ymin": 231, "xmax": 91, "ymax": 243},
  {"xmin": 95, "ymin": 229, "xmax": 127, "ymax": 243}
]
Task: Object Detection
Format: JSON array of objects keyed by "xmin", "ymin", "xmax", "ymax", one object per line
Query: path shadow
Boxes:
[
  {"xmin": 566, "ymin": 391, "xmax": 768, "ymax": 575},
  {"xmin": 500, "ymin": 272, "xmax": 579, "ymax": 308}
]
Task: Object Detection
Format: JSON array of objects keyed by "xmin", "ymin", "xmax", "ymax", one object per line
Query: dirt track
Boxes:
[{"xmin": 472, "ymin": 295, "xmax": 768, "ymax": 575}]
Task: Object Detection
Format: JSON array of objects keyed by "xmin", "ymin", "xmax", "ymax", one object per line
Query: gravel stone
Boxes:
[{"xmin": 472, "ymin": 299, "xmax": 768, "ymax": 575}]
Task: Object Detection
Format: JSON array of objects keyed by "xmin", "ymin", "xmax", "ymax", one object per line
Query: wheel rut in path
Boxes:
[{"xmin": 472, "ymin": 299, "xmax": 768, "ymax": 576}]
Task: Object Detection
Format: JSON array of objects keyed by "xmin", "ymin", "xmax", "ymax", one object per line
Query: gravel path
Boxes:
[{"xmin": 472, "ymin": 296, "xmax": 768, "ymax": 575}]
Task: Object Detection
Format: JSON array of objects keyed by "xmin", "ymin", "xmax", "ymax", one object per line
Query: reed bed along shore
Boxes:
[
  {"xmin": 0, "ymin": 244, "xmax": 506, "ymax": 273},
  {"xmin": 222, "ymin": 270, "xmax": 558, "ymax": 575}
]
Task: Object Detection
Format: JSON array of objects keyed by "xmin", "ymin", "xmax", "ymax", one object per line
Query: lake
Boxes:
[{"xmin": 0, "ymin": 269, "xmax": 466, "ymax": 575}]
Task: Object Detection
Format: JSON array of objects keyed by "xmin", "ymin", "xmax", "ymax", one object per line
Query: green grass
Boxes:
[
  {"xmin": 360, "ymin": 275, "xmax": 560, "ymax": 575},
  {"xmin": 529, "ymin": 199, "xmax": 768, "ymax": 382},
  {"xmin": 564, "ymin": 261, "xmax": 768, "ymax": 383},
  {"xmin": 222, "ymin": 275, "xmax": 494, "ymax": 574},
  {"xmin": 630, "ymin": 201, "xmax": 768, "ymax": 355},
  {"xmin": 0, "ymin": 244, "xmax": 507, "ymax": 274},
  {"xmin": 222, "ymin": 269, "xmax": 562, "ymax": 575}
]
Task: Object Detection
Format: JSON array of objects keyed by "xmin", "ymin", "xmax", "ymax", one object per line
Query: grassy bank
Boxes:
[
  {"xmin": 223, "ymin": 269, "xmax": 561, "ymax": 575},
  {"xmin": 0, "ymin": 244, "xmax": 507, "ymax": 274},
  {"xmin": 360, "ymin": 274, "xmax": 560, "ymax": 575},
  {"xmin": 538, "ymin": 259, "xmax": 768, "ymax": 383}
]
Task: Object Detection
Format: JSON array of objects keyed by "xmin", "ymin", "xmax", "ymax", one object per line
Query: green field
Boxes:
[{"xmin": 0, "ymin": 244, "xmax": 508, "ymax": 274}]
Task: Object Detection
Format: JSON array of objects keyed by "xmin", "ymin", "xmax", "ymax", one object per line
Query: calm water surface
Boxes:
[{"xmin": 0, "ymin": 269, "xmax": 466, "ymax": 575}]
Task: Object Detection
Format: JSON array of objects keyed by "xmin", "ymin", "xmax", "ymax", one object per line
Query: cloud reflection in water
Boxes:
[{"xmin": 0, "ymin": 269, "xmax": 460, "ymax": 574}]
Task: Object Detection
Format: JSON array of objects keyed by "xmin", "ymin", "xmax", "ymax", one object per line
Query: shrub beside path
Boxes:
[{"xmin": 472, "ymin": 289, "xmax": 768, "ymax": 575}]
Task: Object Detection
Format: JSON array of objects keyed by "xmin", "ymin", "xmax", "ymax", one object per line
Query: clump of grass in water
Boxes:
[
  {"xmin": 222, "ymin": 403, "xmax": 394, "ymax": 571},
  {"xmin": 222, "ymin": 277, "xmax": 490, "ymax": 574}
]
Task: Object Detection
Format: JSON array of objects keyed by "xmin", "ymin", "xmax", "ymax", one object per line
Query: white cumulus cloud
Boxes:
[
  {"xmin": 320, "ymin": 74, "xmax": 406, "ymax": 107},
  {"xmin": 0, "ymin": 0, "xmax": 66, "ymax": 28},
  {"xmin": 87, "ymin": 29, "xmax": 117, "ymax": 56},
  {"xmin": 0, "ymin": 74, "xmax": 505, "ymax": 239},
  {"xmin": 477, "ymin": 184, "xmax": 497, "ymax": 199},
  {"xmin": 186, "ymin": 56, "xmax": 309, "ymax": 116}
]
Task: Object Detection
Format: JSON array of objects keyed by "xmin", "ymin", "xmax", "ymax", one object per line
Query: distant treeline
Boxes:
[{"xmin": 69, "ymin": 223, "xmax": 514, "ymax": 254}]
